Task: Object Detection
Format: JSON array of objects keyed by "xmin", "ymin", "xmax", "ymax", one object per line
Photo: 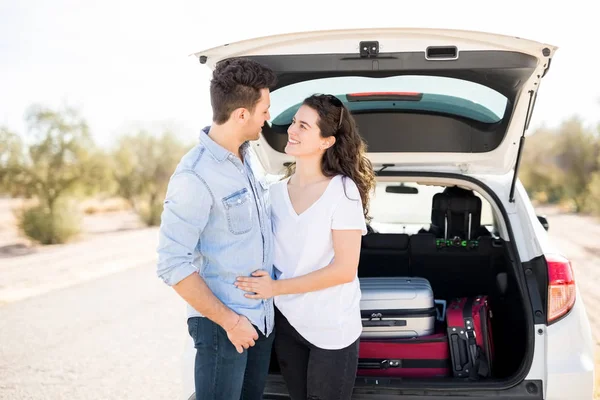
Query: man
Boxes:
[{"xmin": 156, "ymin": 57, "xmax": 277, "ymax": 399}]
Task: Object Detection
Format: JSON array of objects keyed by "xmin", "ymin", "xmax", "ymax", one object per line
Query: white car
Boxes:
[{"xmin": 184, "ymin": 28, "xmax": 595, "ymax": 400}]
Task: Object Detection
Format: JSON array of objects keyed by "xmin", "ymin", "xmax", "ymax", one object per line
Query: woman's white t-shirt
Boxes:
[{"xmin": 271, "ymin": 174, "xmax": 367, "ymax": 350}]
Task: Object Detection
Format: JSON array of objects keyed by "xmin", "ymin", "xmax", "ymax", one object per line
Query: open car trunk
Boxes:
[
  {"xmin": 264, "ymin": 178, "xmax": 533, "ymax": 396},
  {"xmin": 267, "ymin": 233, "xmax": 526, "ymax": 377}
]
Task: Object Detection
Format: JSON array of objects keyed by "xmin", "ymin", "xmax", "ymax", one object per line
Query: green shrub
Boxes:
[
  {"xmin": 138, "ymin": 200, "xmax": 163, "ymax": 227},
  {"xmin": 17, "ymin": 202, "xmax": 82, "ymax": 244}
]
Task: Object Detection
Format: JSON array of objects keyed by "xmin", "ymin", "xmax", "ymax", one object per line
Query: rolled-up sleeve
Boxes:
[{"xmin": 156, "ymin": 171, "xmax": 213, "ymax": 286}]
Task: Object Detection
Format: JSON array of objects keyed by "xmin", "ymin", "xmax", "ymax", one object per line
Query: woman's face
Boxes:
[{"xmin": 285, "ymin": 105, "xmax": 334, "ymax": 157}]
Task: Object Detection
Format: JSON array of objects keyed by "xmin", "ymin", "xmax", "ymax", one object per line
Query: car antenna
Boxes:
[{"xmin": 509, "ymin": 90, "xmax": 535, "ymax": 203}]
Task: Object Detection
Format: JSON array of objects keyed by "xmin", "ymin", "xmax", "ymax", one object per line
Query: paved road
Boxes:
[
  {"xmin": 0, "ymin": 206, "xmax": 598, "ymax": 400},
  {"xmin": 0, "ymin": 263, "xmax": 188, "ymax": 400},
  {"xmin": 0, "ymin": 228, "xmax": 158, "ymax": 305}
]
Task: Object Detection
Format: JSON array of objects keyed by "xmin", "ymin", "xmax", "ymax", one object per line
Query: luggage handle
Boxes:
[
  {"xmin": 362, "ymin": 319, "xmax": 408, "ymax": 327},
  {"xmin": 447, "ymin": 297, "xmax": 492, "ymax": 379},
  {"xmin": 449, "ymin": 323, "xmax": 474, "ymax": 377},
  {"xmin": 450, "ymin": 334, "xmax": 465, "ymax": 372},
  {"xmin": 358, "ymin": 360, "xmax": 382, "ymax": 369},
  {"xmin": 463, "ymin": 310, "xmax": 483, "ymax": 380},
  {"xmin": 465, "ymin": 329, "xmax": 480, "ymax": 380},
  {"xmin": 434, "ymin": 299, "xmax": 447, "ymax": 321}
]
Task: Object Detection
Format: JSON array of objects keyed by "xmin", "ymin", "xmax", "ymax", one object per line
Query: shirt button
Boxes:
[{"xmin": 237, "ymin": 199, "xmax": 242, "ymax": 204}]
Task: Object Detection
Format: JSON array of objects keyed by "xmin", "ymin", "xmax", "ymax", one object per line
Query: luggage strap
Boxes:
[
  {"xmin": 463, "ymin": 299, "xmax": 490, "ymax": 380},
  {"xmin": 463, "ymin": 298, "xmax": 480, "ymax": 380},
  {"xmin": 464, "ymin": 328, "xmax": 479, "ymax": 380},
  {"xmin": 358, "ymin": 358, "xmax": 450, "ymax": 370},
  {"xmin": 466, "ymin": 330, "xmax": 490, "ymax": 378}
]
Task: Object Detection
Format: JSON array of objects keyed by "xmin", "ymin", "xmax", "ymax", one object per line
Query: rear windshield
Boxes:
[
  {"xmin": 369, "ymin": 182, "xmax": 494, "ymax": 235},
  {"xmin": 270, "ymin": 75, "xmax": 508, "ymax": 124}
]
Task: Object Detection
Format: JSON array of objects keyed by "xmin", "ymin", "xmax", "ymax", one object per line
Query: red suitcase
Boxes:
[
  {"xmin": 357, "ymin": 331, "xmax": 451, "ymax": 378},
  {"xmin": 446, "ymin": 296, "xmax": 494, "ymax": 379}
]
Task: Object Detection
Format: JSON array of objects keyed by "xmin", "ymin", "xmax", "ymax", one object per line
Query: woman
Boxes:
[{"xmin": 234, "ymin": 94, "xmax": 375, "ymax": 399}]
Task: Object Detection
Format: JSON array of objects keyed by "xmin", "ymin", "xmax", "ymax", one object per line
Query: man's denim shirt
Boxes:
[{"xmin": 156, "ymin": 127, "xmax": 274, "ymax": 336}]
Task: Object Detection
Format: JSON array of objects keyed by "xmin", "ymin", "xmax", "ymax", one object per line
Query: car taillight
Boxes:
[{"xmin": 546, "ymin": 254, "xmax": 576, "ymax": 324}]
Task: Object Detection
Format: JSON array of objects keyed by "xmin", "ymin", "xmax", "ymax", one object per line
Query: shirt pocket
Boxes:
[{"xmin": 222, "ymin": 188, "xmax": 253, "ymax": 235}]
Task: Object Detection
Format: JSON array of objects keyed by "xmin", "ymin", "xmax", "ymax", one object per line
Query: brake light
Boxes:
[
  {"xmin": 546, "ymin": 254, "xmax": 576, "ymax": 324},
  {"xmin": 348, "ymin": 91, "xmax": 422, "ymax": 96},
  {"xmin": 346, "ymin": 92, "xmax": 423, "ymax": 102}
]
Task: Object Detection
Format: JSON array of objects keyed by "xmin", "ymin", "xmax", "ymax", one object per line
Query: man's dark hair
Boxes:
[{"xmin": 210, "ymin": 58, "xmax": 277, "ymax": 124}]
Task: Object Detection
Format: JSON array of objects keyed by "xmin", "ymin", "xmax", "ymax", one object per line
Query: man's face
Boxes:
[{"xmin": 243, "ymin": 88, "xmax": 271, "ymax": 141}]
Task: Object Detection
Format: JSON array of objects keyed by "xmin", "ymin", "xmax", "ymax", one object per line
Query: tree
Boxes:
[
  {"xmin": 112, "ymin": 130, "xmax": 191, "ymax": 226},
  {"xmin": 0, "ymin": 105, "xmax": 111, "ymax": 243},
  {"xmin": 584, "ymin": 122, "xmax": 600, "ymax": 215},
  {"xmin": 520, "ymin": 117, "xmax": 600, "ymax": 211},
  {"xmin": 0, "ymin": 127, "xmax": 25, "ymax": 195},
  {"xmin": 520, "ymin": 126, "xmax": 566, "ymax": 203},
  {"xmin": 553, "ymin": 117, "xmax": 600, "ymax": 212},
  {"xmin": 3, "ymin": 105, "xmax": 110, "ymax": 208}
]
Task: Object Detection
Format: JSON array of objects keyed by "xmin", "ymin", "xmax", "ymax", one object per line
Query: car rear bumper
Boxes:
[
  {"xmin": 263, "ymin": 376, "xmax": 544, "ymax": 399},
  {"xmin": 543, "ymin": 293, "xmax": 595, "ymax": 400}
]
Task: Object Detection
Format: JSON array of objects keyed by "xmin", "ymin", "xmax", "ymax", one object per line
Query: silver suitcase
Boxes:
[{"xmin": 359, "ymin": 277, "xmax": 436, "ymax": 339}]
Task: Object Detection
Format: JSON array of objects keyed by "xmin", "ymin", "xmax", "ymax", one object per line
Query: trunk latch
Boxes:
[{"xmin": 360, "ymin": 41, "xmax": 379, "ymax": 58}]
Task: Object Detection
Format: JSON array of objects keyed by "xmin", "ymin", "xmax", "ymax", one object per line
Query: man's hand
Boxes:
[
  {"xmin": 173, "ymin": 274, "xmax": 259, "ymax": 354},
  {"xmin": 225, "ymin": 315, "xmax": 259, "ymax": 354}
]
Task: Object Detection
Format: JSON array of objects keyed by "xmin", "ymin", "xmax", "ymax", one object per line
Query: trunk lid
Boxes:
[{"xmin": 194, "ymin": 28, "xmax": 557, "ymax": 175}]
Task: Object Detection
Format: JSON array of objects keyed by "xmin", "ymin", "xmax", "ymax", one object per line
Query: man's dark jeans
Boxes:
[{"xmin": 187, "ymin": 316, "xmax": 274, "ymax": 400}]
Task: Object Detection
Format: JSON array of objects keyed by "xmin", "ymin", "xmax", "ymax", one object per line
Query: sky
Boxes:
[{"xmin": 1, "ymin": 0, "xmax": 598, "ymax": 149}]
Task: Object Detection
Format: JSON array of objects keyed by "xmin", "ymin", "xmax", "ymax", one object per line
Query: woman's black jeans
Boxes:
[{"xmin": 274, "ymin": 307, "xmax": 359, "ymax": 400}]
